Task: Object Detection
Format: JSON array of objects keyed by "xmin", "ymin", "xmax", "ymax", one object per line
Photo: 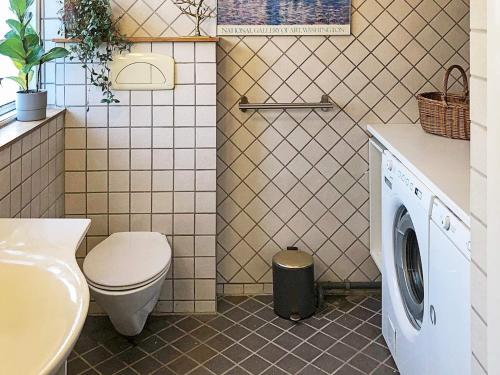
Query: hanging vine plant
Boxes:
[{"xmin": 59, "ymin": 0, "xmax": 129, "ymax": 104}]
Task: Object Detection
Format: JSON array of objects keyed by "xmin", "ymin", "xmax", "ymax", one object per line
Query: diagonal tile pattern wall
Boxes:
[{"xmin": 215, "ymin": 0, "xmax": 470, "ymax": 294}]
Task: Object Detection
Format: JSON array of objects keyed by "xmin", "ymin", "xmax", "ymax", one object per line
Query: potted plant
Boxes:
[
  {"xmin": 0, "ymin": 0, "xmax": 69, "ymax": 121},
  {"xmin": 60, "ymin": 0, "xmax": 129, "ymax": 104}
]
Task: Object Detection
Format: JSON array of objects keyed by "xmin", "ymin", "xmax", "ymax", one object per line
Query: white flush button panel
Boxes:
[{"xmin": 110, "ymin": 53, "xmax": 175, "ymax": 90}]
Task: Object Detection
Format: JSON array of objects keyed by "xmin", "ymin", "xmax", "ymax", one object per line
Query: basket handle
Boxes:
[{"xmin": 443, "ymin": 65, "xmax": 469, "ymax": 102}]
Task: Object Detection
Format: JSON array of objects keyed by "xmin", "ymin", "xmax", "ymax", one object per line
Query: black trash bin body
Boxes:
[{"xmin": 272, "ymin": 250, "xmax": 315, "ymax": 321}]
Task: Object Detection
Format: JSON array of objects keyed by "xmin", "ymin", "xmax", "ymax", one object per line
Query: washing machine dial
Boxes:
[
  {"xmin": 441, "ymin": 216, "xmax": 451, "ymax": 231},
  {"xmin": 387, "ymin": 159, "xmax": 393, "ymax": 171}
]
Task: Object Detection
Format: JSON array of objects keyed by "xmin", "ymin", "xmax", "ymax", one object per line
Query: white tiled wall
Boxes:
[
  {"xmin": 0, "ymin": 114, "xmax": 65, "ymax": 219},
  {"xmin": 470, "ymin": 0, "xmax": 487, "ymax": 373},
  {"xmin": 216, "ymin": 1, "xmax": 470, "ymax": 294},
  {"xmin": 41, "ymin": 2, "xmax": 218, "ymax": 313}
]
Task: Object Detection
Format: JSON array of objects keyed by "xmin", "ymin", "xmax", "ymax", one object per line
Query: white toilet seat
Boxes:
[
  {"xmin": 86, "ymin": 265, "xmax": 169, "ymax": 292},
  {"xmin": 83, "ymin": 232, "xmax": 171, "ymax": 290}
]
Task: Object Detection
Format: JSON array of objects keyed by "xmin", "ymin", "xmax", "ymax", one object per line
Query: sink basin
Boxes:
[{"xmin": 0, "ymin": 218, "xmax": 91, "ymax": 375}]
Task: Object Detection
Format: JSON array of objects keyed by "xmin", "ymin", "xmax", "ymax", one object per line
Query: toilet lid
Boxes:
[{"xmin": 83, "ymin": 232, "xmax": 171, "ymax": 289}]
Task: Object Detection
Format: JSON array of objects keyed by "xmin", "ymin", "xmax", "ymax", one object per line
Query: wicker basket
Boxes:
[{"xmin": 417, "ymin": 65, "xmax": 470, "ymax": 140}]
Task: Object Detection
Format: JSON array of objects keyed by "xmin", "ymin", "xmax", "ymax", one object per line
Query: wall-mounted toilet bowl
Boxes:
[{"xmin": 83, "ymin": 232, "xmax": 171, "ymax": 336}]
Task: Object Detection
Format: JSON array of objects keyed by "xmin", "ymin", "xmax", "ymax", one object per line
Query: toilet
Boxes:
[{"xmin": 83, "ymin": 232, "xmax": 171, "ymax": 336}]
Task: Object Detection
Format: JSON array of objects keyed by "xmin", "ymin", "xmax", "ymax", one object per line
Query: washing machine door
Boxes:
[{"xmin": 394, "ymin": 206, "xmax": 425, "ymax": 330}]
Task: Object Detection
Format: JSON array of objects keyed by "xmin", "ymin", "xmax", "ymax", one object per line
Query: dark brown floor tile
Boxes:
[
  {"xmin": 355, "ymin": 323, "xmax": 381, "ymax": 340},
  {"xmin": 256, "ymin": 323, "xmax": 283, "ymax": 340},
  {"xmin": 272, "ymin": 316, "xmax": 296, "ymax": 330},
  {"xmin": 240, "ymin": 333, "xmax": 268, "ymax": 351},
  {"xmin": 227, "ymin": 366, "xmax": 252, "ymax": 374},
  {"xmin": 195, "ymin": 314, "xmax": 218, "ymax": 323},
  {"xmin": 328, "ymin": 341, "xmax": 357, "ymax": 361},
  {"xmin": 368, "ymin": 314, "xmax": 382, "ymax": 328},
  {"xmin": 224, "ymin": 296, "xmax": 248, "ymax": 305},
  {"xmin": 223, "ymin": 343, "xmax": 252, "ymax": 363},
  {"xmin": 307, "ymin": 332, "xmax": 335, "ymax": 351},
  {"xmin": 385, "ymin": 356, "xmax": 398, "ymax": 369},
  {"xmin": 204, "ymin": 354, "xmax": 235, "ymax": 374},
  {"xmin": 171, "ymin": 335, "xmax": 201, "ymax": 352},
  {"xmin": 118, "ymin": 346, "xmax": 148, "ymax": 365},
  {"xmin": 335, "ymin": 314, "xmax": 363, "ymax": 330},
  {"xmin": 79, "ymin": 369, "xmax": 100, "ymax": 375},
  {"xmin": 322, "ymin": 321, "xmax": 350, "ymax": 339},
  {"xmin": 191, "ymin": 325, "xmax": 218, "ymax": 342},
  {"xmin": 254, "ymin": 295, "xmax": 273, "ymax": 305},
  {"xmin": 262, "ymin": 366, "xmax": 288, "ymax": 375},
  {"xmin": 257, "ymin": 343, "xmax": 287, "ymax": 363},
  {"xmin": 335, "ymin": 364, "xmax": 364, "ymax": 375},
  {"xmin": 206, "ymin": 333, "xmax": 235, "ymax": 351},
  {"xmin": 131, "ymin": 356, "xmax": 163, "ymax": 374},
  {"xmin": 224, "ymin": 307, "xmax": 248, "ymax": 322},
  {"xmin": 276, "ymin": 353, "xmax": 306, "ymax": 373},
  {"xmin": 188, "ymin": 344, "xmax": 218, "ymax": 363},
  {"xmin": 158, "ymin": 326, "xmax": 185, "ymax": 343},
  {"xmin": 240, "ymin": 315, "xmax": 266, "ymax": 330},
  {"xmin": 138, "ymin": 335, "xmax": 166, "ymax": 353},
  {"xmin": 255, "ymin": 307, "xmax": 278, "ymax": 322},
  {"xmin": 289, "ymin": 323, "xmax": 316, "ymax": 339},
  {"xmin": 82, "ymin": 346, "xmax": 113, "ymax": 366},
  {"xmin": 151, "ymin": 366, "xmax": 177, "ymax": 375},
  {"xmin": 187, "ymin": 367, "xmax": 213, "ymax": 375},
  {"xmin": 176, "ymin": 316, "xmax": 203, "ymax": 332},
  {"xmin": 362, "ymin": 342, "xmax": 391, "ymax": 362},
  {"xmin": 273, "ymin": 332, "xmax": 302, "ymax": 350},
  {"xmin": 240, "ymin": 354, "xmax": 271, "ymax": 374},
  {"xmin": 240, "ymin": 298, "xmax": 265, "ymax": 313},
  {"xmin": 115, "ymin": 368, "xmax": 138, "ymax": 375},
  {"xmin": 313, "ymin": 353, "xmax": 343, "ymax": 373},
  {"xmin": 225, "ymin": 324, "xmax": 251, "ymax": 341},
  {"xmin": 216, "ymin": 299, "xmax": 234, "ymax": 313},
  {"xmin": 349, "ymin": 352, "xmax": 380, "ymax": 373},
  {"xmin": 373, "ymin": 364, "xmax": 400, "ymax": 374},
  {"xmin": 95, "ymin": 356, "xmax": 128, "ymax": 374},
  {"xmin": 207, "ymin": 316, "xmax": 233, "ymax": 331},
  {"xmin": 349, "ymin": 307, "xmax": 374, "ymax": 321},
  {"xmin": 292, "ymin": 342, "xmax": 322, "ymax": 362},
  {"xmin": 102, "ymin": 335, "xmax": 134, "ymax": 355},
  {"xmin": 167, "ymin": 355, "xmax": 198, "ymax": 374},
  {"xmin": 67, "ymin": 357, "xmax": 90, "ymax": 375},
  {"xmin": 303, "ymin": 317, "xmax": 330, "ymax": 329},
  {"xmin": 297, "ymin": 365, "xmax": 327, "ymax": 374},
  {"xmin": 360, "ymin": 297, "xmax": 382, "ymax": 313},
  {"xmin": 145, "ymin": 317, "xmax": 170, "ymax": 333},
  {"xmin": 74, "ymin": 335, "xmax": 99, "ymax": 354},
  {"xmin": 341, "ymin": 332, "xmax": 370, "ymax": 350},
  {"xmin": 153, "ymin": 345, "xmax": 182, "ymax": 365}
]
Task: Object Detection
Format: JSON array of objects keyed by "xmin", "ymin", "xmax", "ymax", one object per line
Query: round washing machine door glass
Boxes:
[{"xmin": 394, "ymin": 206, "xmax": 424, "ymax": 329}]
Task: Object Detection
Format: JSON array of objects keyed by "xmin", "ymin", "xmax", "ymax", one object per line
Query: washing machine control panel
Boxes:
[{"xmin": 383, "ymin": 150, "xmax": 432, "ymax": 209}]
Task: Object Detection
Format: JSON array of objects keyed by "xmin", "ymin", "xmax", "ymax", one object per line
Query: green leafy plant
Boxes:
[
  {"xmin": 0, "ymin": 0, "xmax": 70, "ymax": 92},
  {"xmin": 60, "ymin": 0, "xmax": 129, "ymax": 104}
]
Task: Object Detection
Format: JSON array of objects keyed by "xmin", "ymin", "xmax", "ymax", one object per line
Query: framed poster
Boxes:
[{"xmin": 217, "ymin": 0, "xmax": 351, "ymax": 36}]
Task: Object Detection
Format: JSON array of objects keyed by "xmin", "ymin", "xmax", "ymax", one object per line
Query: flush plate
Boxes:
[{"xmin": 110, "ymin": 52, "xmax": 175, "ymax": 90}]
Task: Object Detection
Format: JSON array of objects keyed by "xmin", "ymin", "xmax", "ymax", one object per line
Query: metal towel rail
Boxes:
[{"xmin": 239, "ymin": 95, "xmax": 335, "ymax": 112}]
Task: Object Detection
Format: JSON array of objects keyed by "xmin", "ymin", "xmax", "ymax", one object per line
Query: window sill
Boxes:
[
  {"xmin": 0, "ymin": 110, "xmax": 17, "ymax": 127},
  {"xmin": 0, "ymin": 107, "xmax": 66, "ymax": 150}
]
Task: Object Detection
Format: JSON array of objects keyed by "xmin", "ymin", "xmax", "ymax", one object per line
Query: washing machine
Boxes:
[{"xmin": 381, "ymin": 150, "xmax": 433, "ymax": 375}]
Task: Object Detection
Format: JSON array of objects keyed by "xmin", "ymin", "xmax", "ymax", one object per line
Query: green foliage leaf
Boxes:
[
  {"xmin": 6, "ymin": 19, "xmax": 23, "ymax": 37},
  {"xmin": 0, "ymin": 38, "xmax": 25, "ymax": 60},
  {"xmin": 40, "ymin": 47, "xmax": 70, "ymax": 63}
]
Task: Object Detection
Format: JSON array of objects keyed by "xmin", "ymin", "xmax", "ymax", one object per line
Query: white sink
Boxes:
[{"xmin": 0, "ymin": 218, "xmax": 91, "ymax": 375}]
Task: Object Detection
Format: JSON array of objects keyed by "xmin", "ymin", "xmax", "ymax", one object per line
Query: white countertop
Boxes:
[{"xmin": 368, "ymin": 123, "xmax": 470, "ymax": 226}]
